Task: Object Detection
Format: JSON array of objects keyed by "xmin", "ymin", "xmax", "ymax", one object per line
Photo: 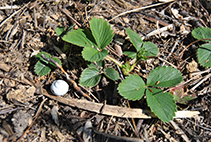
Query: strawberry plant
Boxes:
[
  {"xmin": 191, "ymin": 27, "xmax": 211, "ymax": 68},
  {"xmin": 56, "ymin": 17, "xmax": 184, "ymax": 122},
  {"xmin": 80, "ymin": 61, "xmax": 119, "ymax": 87},
  {"xmin": 35, "ymin": 52, "xmax": 61, "ymax": 76},
  {"xmin": 118, "ymin": 66, "xmax": 183, "ymax": 122},
  {"xmin": 122, "ymin": 28, "xmax": 159, "ymax": 75}
]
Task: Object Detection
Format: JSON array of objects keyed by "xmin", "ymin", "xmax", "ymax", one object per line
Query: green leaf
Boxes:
[
  {"xmin": 118, "ymin": 74, "xmax": 145, "ymax": 100},
  {"xmin": 79, "ymin": 68, "xmax": 101, "ymax": 87},
  {"xmin": 142, "ymin": 42, "xmax": 159, "ymax": 57},
  {"xmin": 66, "ymin": 24, "xmax": 75, "ymax": 32},
  {"xmin": 88, "ymin": 60, "xmax": 105, "ymax": 69},
  {"xmin": 126, "ymin": 28, "xmax": 143, "ymax": 52},
  {"xmin": 147, "ymin": 66, "xmax": 183, "ymax": 88},
  {"xmin": 192, "ymin": 27, "xmax": 211, "ymax": 41},
  {"xmin": 36, "ymin": 52, "xmax": 51, "ymax": 64},
  {"xmin": 63, "ymin": 42, "xmax": 70, "ymax": 52},
  {"xmin": 137, "ymin": 48, "xmax": 148, "ymax": 60},
  {"xmin": 35, "ymin": 52, "xmax": 62, "ymax": 76},
  {"xmin": 55, "ymin": 26, "xmax": 65, "ymax": 36},
  {"xmin": 34, "ymin": 61, "xmax": 51, "ymax": 76},
  {"xmin": 55, "ymin": 25, "xmax": 75, "ymax": 37},
  {"xmin": 146, "ymin": 88, "xmax": 177, "ymax": 122},
  {"xmin": 123, "ymin": 51, "xmax": 137, "ymax": 58},
  {"xmin": 82, "ymin": 47, "xmax": 108, "ymax": 62},
  {"xmin": 62, "ymin": 29, "xmax": 97, "ymax": 48},
  {"xmin": 88, "ymin": 62, "xmax": 98, "ymax": 69},
  {"xmin": 96, "ymin": 60, "xmax": 105, "ymax": 68},
  {"xmin": 90, "ymin": 17, "xmax": 114, "ymax": 49},
  {"xmin": 121, "ymin": 62, "xmax": 132, "ymax": 76},
  {"xmin": 104, "ymin": 68, "xmax": 119, "ymax": 81},
  {"xmin": 197, "ymin": 43, "xmax": 211, "ymax": 67},
  {"xmin": 50, "ymin": 57, "xmax": 62, "ymax": 68}
]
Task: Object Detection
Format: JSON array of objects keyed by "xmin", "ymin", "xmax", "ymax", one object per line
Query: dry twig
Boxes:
[
  {"xmin": 43, "ymin": 88, "xmax": 199, "ymax": 119},
  {"xmin": 108, "ymin": 0, "xmax": 175, "ymax": 22},
  {"xmin": 170, "ymin": 120, "xmax": 191, "ymax": 142},
  {"xmin": 0, "ymin": 2, "xmax": 31, "ymax": 28},
  {"xmin": 17, "ymin": 98, "xmax": 48, "ymax": 142},
  {"xmin": 59, "ymin": 6, "xmax": 81, "ymax": 27},
  {"xmin": 0, "ymin": 5, "xmax": 19, "ymax": 10},
  {"xmin": 190, "ymin": 73, "xmax": 211, "ymax": 92},
  {"xmin": 142, "ymin": 24, "xmax": 174, "ymax": 40},
  {"xmin": 158, "ymin": 56, "xmax": 178, "ymax": 68},
  {"xmin": 92, "ymin": 128, "xmax": 143, "ymax": 142},
  {"xmin": 0, "ymin": 74, "xmax": 32, "ymax": 86},
  {"xmin": 179, "ymin": 38, "xmax": 211, "ymax": 59}
]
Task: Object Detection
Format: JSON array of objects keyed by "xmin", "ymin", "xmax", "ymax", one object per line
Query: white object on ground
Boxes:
[{"xmin": 51, "ymin": 80, "xmax": 69, "ymax": 96}]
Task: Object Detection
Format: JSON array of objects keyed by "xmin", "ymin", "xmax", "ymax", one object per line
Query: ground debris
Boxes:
[{"xmin": 0, "ymin": 0, "xmax": 210, "ymax": 141}]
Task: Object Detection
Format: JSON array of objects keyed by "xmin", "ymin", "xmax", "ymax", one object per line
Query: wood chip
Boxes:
[{"xmin": 0, "ymin": 61, "xmax": 10, "ymax": 72}]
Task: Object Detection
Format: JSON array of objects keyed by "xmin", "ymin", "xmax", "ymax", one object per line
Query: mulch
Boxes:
[{"xmin": 0, "ymin": 0, "xmax": 211, "ymax": 141}]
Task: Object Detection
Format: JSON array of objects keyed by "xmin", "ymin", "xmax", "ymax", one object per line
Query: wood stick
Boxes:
[
  {"xmin": 0, "ymin": 2, "xmax": 31, "ymax": 28},
  {"xmin": 108, "ymin": 1, "xmax": 175, "ymax": 22},
  {"xmin": 43, "ymin": 89, "xmax": 199, "ymax": 119},
  {"xmin": 17, "ymin": 98, "xmax": 48, "ymax": 142}
]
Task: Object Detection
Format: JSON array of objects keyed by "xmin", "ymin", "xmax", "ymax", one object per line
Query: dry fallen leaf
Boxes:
[
  {"xmin": 51, "ymin": 105, "xmax": 60, "ymax": 126},
  {"xmin": 6, "ymin": 85, "xmax": 35, "ymax": 103},
  {"xmin": 83, "ymin": 120, "xmax": 92, "ymax": 142},
  {"xmin": 186, "ymin": 59, "xmax": 199, "ymax": 78},
  {"xmin": 0, "ymin": 61, "xmax": 10, "ymax": 72}
]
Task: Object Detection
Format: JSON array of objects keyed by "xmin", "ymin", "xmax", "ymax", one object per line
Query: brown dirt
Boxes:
[{"xmin": 0, "ymin": 0, "xmax": 211, "ymax": 142}]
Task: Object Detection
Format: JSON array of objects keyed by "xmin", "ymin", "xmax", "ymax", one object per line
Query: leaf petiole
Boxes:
[{"xmin": 105, "ymin": 55, "xmax": 123, "ymax": 68}]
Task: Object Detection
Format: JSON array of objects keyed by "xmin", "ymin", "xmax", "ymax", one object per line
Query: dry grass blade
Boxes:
[
  {"xmin": 170, "ymin": 120, "xmax": 191, "ymax": 142},
  {"xmin": 0, "ymin": 5, "xmax": 19, "ymax": 10},
  {"xmin": 59, "ymin": 6, "xmax": 81, "ymax": 27},
  {"xmin": 0, "ymin": 1, "xmax": 31, "ymax": 28},
  {"xmin": 108, "ymin": 1, "xmax": 175, "ymax": 22},
  {"xmin": 142, "ymin": 24, "xmax": 174, "ymax": 40},
  {"xmin": 0, "ymin": 74, "xmax": 32, "ymax": 85},
  {"xmin": 190, "ymin": 73, "xmax": 211, "ymax": 92}
]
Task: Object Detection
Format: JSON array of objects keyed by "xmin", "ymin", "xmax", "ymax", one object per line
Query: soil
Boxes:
[{"xmin": 0, "ymin": 0, "xmax": 211, "ymax": 142}]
